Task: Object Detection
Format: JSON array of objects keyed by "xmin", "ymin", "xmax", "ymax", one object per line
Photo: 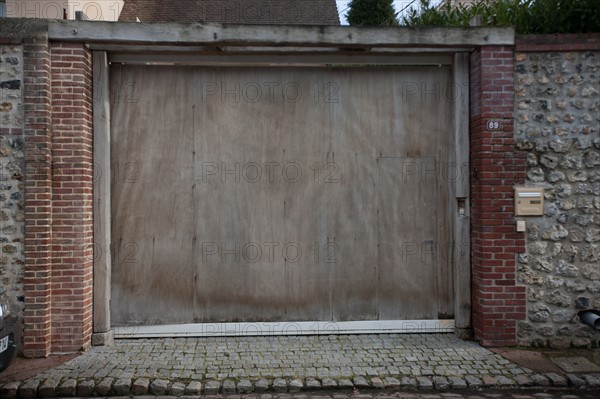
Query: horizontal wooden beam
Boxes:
[
  {"xmin": 108, "ymin": 53, "xmax": 454, "ymax": 66},
  {"xmin": 91, "ymin": 44, "xmax": 472, "ymax": 54},
  {"xmin": 49, "ymin": 20, "xmax": 514, "ymax": 48}
]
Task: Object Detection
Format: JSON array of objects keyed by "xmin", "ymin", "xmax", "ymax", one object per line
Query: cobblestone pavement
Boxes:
[
  {"xmin": 15, "ymin": 392, "xmax": 600, "ymax": 399},
  {"xmin": 2, "ymin": 334, "xmax": 600, "ymax": 398},
  {"xmin": 5, "ymin": 391, "xmax": 600, "ymax": 399}
]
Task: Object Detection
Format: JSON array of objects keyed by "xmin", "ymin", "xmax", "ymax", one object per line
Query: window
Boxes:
[{"xmin": 0, "ymin": 1, "xmax": 6, "ymax": 18}]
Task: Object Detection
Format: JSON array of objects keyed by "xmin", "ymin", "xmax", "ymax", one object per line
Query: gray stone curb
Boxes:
[{"xmin": 1, "ymin": 373, "xmax": 598, "ymax": 398}]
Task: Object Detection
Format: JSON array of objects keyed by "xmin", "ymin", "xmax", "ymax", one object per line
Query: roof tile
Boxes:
[{"xmin": 119, "ymin": 0, "xmax": 340, "ymax": 25}]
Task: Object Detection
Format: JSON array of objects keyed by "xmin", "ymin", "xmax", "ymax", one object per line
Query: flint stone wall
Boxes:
[
  {"xmin": 0, "ymin": 44, "xmax": 25, "ymax": 319},
  {"xmin": 515, "ymin": 49, "xmax": 600, "ymax": 347}
]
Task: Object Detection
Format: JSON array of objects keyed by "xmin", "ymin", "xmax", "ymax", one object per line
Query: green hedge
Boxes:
[
  {"xmin": 402, "ymin": 0, "xmax": 600, "ymax": 34},
  {"xmin": 346, "ymin": 0, "xmax": 399, "ymax": 26}
]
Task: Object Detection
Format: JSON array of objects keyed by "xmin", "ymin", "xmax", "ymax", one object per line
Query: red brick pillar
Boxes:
[
  {"xmin": 470, "ymin": 46, "xmax": 527, "ymax": 346},
  {"xmin": 23, "ymin": 36, "xmax": 53, "ymax": 358},
  {"xmin": 49, "ymin": 42, "xmax": 94, "ymax": 352}
]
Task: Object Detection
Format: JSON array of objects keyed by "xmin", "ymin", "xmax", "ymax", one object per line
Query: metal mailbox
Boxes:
[{"xmin": 515, "ymin": 187, "xmax": 544, "ymax": 216}]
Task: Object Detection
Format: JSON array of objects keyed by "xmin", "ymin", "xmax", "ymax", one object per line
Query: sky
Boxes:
[{"xmin": 336, "ymin": 0, "xmax": 444, "ymax": 25}]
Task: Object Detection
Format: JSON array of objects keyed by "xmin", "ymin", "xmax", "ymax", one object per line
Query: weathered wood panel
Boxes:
[
  {"xmin": 377, "ymin": 157, "xmax": 438, "ymax": 320},
  {"xmin": 110, "ymin": 65, "xmax": 453, "ymax": 326},
  {"xmin": 453, "ymin": 53, "xmax": 472, "ymax": 330},
  {"xmin": 93, "ymin": 51, "xmax": 112, "ymax": 334},
  {"xmin": 110, "ymin": 65, "xmax": 196, "ymax": 325},
  {"xmin": 48, "ymin": 20, "xmax": 515, "ymax": 47}
]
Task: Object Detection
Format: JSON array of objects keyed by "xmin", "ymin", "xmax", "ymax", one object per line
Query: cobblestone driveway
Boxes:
[
  {"xmin": 3, "ymin": 334, "xmax": 600, "ymax": 397},
  {"xmin": 36, "ymin": 335, "xmax": 525, "ymax": 381}
]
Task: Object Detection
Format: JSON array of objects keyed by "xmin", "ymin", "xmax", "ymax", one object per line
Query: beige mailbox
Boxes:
[{"xmin": 515, "ymin": 187, "xmax": 544, "ymax": 216}]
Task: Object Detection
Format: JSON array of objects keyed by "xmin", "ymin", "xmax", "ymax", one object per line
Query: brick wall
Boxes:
[
  {"xmin": 49, "ymin": 42, "xmax": 94, "ymax": 352},
  {"xmin": 470, "ymin": 46, "xmax": 527, "ymax": 346},
  {"xmin": 17, "ymin": 33, "xmax": 94, "ymax": 356},
  {"xmin": 22, "ymin": 35, "xmax": 53, "ymax": 358}
]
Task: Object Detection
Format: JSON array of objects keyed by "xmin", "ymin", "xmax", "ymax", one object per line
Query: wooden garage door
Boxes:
[{"xmin": 110, "ymin": 65, "xmax": 453, "ymax": 327}]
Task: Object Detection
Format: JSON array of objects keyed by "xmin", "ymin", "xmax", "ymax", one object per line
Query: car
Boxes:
[{"xmin": 0, "ymin": 288, "xmax": 17, "ymax": 372}]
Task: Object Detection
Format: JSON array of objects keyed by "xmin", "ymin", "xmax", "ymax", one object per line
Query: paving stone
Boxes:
[
  {"xmin": 204, "ymin": 380, "xmax": 221, "ymax": 395},
  {"xmin": 338, "ymin": 379, "xmax": 354, "ymax": 389},
  {"xmin": 583, "ymin": 374, "xmax": 600, "ymax": 387},
  {"xmin": 113, "ymin": 378, "xmax": 132, "ymax": 395},
  {"xmin": 96, "ymin": 377, "xmax": 113, "ymax": 396},
  {"xmin": 530, "ymin": 374, "xmax": 550, "ymax": 387},
  {"xmin": 401, "ymin": 376, "xmax": 418, "ymax": 389},
  {"xmin": 150, "ymin": 379, "xmax": 170, "ymax": 395},
  {"xmin": 566, "ymin": 373, "xmax": 585, "ymax": 388},
  {"xmin": 57, "ymin": 379, "xmax": 77, "ymax": 397},
  {"xmin": 417, "ymin": 377, "xmax": 433, "ymax": 389},
  {"xmin": 305, "ymin": 378, "xmax": 321, "ymax": 390},
  {"xmin": 371, "ymin": 378, "xmax": 385, "ymax": 389},
  {"xmin": 432, "ymin": 377, "xmax": 449, "ymax": 390},
  {"xmin": 396, "ymin": 395, "xmax": 419, "ymax": 399},
  {"xmin": 464, "ymin": 376, "xmax": 482, "ymax": 388},
  {"xmin": 1, "ymin": 381, "xmax": 20, "ymax": 399},
  {"xmin": 131, "ymin": 378, "xmax": 150, "ymax": 395},
  {"xmin": 255, "ymin": 379, "xmax": 270, "ymax": 392},
  {"xmin": 238, "ymin": 379, "xmax": 254, "ymax": 393},
  {"xmin": 383, "ymin": 377, "xmax": 400, "ymax": 389},
  {"xmin": 289, "ymin": 379, "xmax": 303, "ymax": 392},
  {"xmin": 18, "ymin": 379, "xmax": 40, "ymax": 399},
  {"xmin": 481, "ymin": 376, "xmax": 497, "ymax": 387},
  {"xmin": 76, "ymin": 380, "xmax": 94, "ymax": 397},
  {"xmin": 322, "ymin": 378, "xmax": 338, "ymax": 389},
  {"xmin": 38, "ymin": 379, "xmax": 58, "ymax": 398},
  {"xmin": 184, "ymin": 381, "xmax": 202, "ymax": 395},
  {"xmin": 273, "ymin": 379, "xmax": 288, "ymax": 393},
  {"xmin": 545, "ymin": 372, "xmax": 567, "ymax": 387},
  {"xmin": 222, "ymin": 380, "xmax": 236, "ymax": 394},
  {"xmin": 448, "ymin": 377, "xmax": 467, "ymax": 389},
  {"xmin": 495, "ymin": 376, "xmax": 514, "ymax": 386},
  {"xmin": 514, "ymin": 374, "xmax": 534, "ymax": 387},
  {"xmin": 551, "ymin": 356, "xmax": 600, "ymax": 373},
  {"xmin": 353, "ymin": 376, "xmax": 370, "ymax": 388},
  {"xmin": 169, "ymin": 382, "xmax": 185, "ymax": 396}
]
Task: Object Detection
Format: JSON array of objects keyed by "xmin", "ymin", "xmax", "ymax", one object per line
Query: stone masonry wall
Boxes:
[
  {"xmin": 514, "ymin": 45, "xmax": 600, "ymax": 347},
  {"xmin": 0, "ymin": 44, "xmax": 25, "ymax": 321}
]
